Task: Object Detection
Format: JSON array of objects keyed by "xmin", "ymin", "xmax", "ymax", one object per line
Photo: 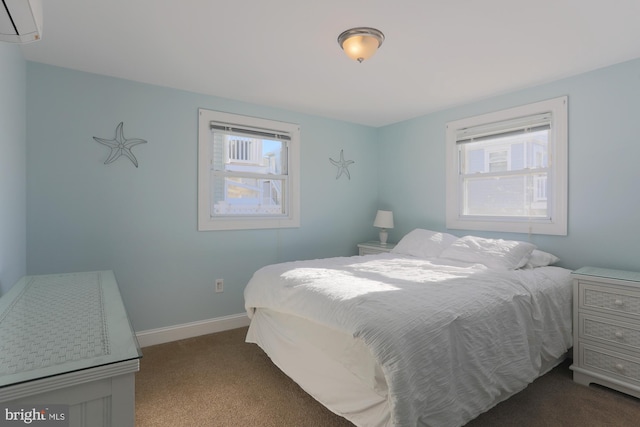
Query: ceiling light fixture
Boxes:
[{"xmin": 337, "ymin": 27, "xmax": 384, "ymax": 63}]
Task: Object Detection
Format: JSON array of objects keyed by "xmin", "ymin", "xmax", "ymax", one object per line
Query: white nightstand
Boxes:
[
  {"xmin": 570, "ymin": 266, "xmax": 640, "ymax": 398},
  {"xmin": 357, "ymin": 241, "xmax": 396, "ymax": 255}
]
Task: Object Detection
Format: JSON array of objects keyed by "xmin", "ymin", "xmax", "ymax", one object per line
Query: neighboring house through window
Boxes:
[
  {"xmin": 445, "ymin": 96, "xmax": 568, "ymax": 235},
  {"xmin": 198, "ymin": 109, "xmax": 300, "ymax": 231}
]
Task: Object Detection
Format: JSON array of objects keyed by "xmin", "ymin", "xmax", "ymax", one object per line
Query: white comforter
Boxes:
[{"xmin": 244, "ymin": 253, "xmax": 572, "ymax": 427}]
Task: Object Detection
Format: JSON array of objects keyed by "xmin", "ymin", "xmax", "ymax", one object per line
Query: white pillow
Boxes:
[
  {"xmin": 391, "ymin": 229, "xmax": 458, "ymax": 258},
  {"xmin": 439, "ymin": 235, "xmax": 536, "ymax": 270},
  {"xmin": 523, "ymin": 249, "xmax": 560, "ymax": 268}
]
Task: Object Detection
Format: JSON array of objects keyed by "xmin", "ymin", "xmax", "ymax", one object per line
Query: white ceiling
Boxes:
[{"xmin": 20, "ymin": 0, "xmax": 640, "ymax": 127}]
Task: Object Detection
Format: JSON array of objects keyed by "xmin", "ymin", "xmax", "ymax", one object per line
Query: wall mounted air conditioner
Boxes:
[{"xmin": 0, "ymin": 0, "xmax": 42, "ymax": 43}]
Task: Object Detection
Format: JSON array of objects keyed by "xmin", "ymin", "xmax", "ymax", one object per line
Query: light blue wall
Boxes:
[
  {"xmin": 23, "ymin": 58, "xmax": 640, "ymax": 331},
  {"xmin": 0, "ymin": 44, "xmax": 27, "ymax": 296},
  {"xmin": 378, "ymin": 58, "xmax": 640, "ymax": 272},
  {"xmin": 26, "ymin": 63, "xmax": 379, "ymax": 331}
]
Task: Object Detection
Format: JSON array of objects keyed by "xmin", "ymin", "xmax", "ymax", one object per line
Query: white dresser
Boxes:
[
  {"xmin": 570, "ymin": 267, "xmax": 640, "ymax": 398},
  {"xmin": 0, "ymin": 271, "xmax": 141, "ymax": 427}
]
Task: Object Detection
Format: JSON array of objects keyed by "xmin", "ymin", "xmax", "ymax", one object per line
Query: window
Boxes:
[
  {"xmin": 198, "ymin": 109, "xmax": 300, "ymax": 231},
  {"xmin": 446, "ymin": 96, "xmax": 567, "ymax": 235}
]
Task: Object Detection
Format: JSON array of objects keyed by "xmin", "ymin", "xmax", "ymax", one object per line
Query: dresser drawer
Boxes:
[
  {"xmin": 359, "ymin": 247, "xmax": 386, "ymax": 255},
  {"xmin": 357, "ymin": 241, "xmax": 395, "ymax": 256},
  {"xmin": 580, "ymin": 313, "xmax": 640, "ymax": 352},
  {"xmin": 578, "ymin": 343, "xmax": 640, "ymax": 385},
  {"xmin": 579, "ymin": 282, "xmax": 640, "ymax": 320}
]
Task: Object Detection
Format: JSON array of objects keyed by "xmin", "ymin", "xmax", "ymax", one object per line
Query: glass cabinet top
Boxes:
[
  {"xmin": 572, "ymin": 266, "xmax": 640, "ymax": 283},
  {"xmin": 0, "ymin": 271, "xmax": 141, "ymax": 388}
]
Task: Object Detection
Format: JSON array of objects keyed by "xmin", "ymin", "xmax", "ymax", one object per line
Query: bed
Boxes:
[{"xmin": 244, "ymin": 229, "xmax": 573, "ymax": 427}]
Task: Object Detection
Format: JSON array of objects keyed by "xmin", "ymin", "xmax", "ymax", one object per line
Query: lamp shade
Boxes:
[
  {"xmin": 373, "ymin": 210, "xmax": 394, "ymax": 229},
  {"xmin": 338, "ymin": 27, "xmax": 384, "ymax": 63}
]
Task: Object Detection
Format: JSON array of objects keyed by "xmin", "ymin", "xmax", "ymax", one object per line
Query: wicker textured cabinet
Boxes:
[
  {"xmin": 570, "ymin": 267, "xmax": 640, "ymax": 398},
  {"xmin": 0, "ymin": 271, "xmax": 141, "ymax": 427}
]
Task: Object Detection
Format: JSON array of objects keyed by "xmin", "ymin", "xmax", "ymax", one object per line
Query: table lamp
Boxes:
[{"xmin": 373, "ymin": 210, "xmax": 394, "ymax": 244}]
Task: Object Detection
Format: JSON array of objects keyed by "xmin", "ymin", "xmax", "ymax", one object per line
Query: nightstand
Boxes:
[
  {"xmin": 570, "ymin": 267, "xmax": 640, "ymax": 398},
  {"xmin": 357, "ymin": 241, "xmax": 396, "ymax": 255}
]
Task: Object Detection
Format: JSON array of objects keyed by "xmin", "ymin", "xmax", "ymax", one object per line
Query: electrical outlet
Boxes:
[{"xmin": 215, "ymin": 278, "xmax": 224, "ymax": 293}]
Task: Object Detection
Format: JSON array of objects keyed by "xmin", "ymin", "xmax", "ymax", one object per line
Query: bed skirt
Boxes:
[{"xmin": 246, "ymin": 308, "xmax": 566, "ymax": 427}]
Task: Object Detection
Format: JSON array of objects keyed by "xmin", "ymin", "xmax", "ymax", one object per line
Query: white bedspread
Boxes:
[{"xmin": 244, "ymin": 254, "xmax": 572, "ymax": 427}]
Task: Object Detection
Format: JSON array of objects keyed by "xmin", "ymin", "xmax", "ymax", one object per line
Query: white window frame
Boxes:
[
  {"xmin": 198, "ymin": 109, "xmax": 300, "ymax": 231},
  {"xmin": 445, "ymin": 96, "xmax": 568, "ymax": 235}
]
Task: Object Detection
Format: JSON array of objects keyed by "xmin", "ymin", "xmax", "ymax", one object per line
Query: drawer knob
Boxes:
[
  {"xmin": 615, "ymin": 331, "xmax": 624, "ymax": 339},
  {"xmin": 614, "ymin": 363, "xmax": 625, "ymax": 372},
  {"xmin": 614, "ymin": 299, "xmax": 624, "ymax": 307}
]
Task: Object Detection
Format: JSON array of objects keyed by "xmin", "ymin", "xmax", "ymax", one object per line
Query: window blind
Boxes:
[
  {"xmin": 456, "ymin": 112, "xmax": 551, "ymax": 144},
  {"xmin": 210, "ymin": 121, "xmax": 291, "ymax": 141}
]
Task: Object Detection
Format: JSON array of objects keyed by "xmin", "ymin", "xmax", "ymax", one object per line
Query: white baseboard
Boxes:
[{"xmin": 135, "ymin": 313, "xmax": 250, "ymax": 348}]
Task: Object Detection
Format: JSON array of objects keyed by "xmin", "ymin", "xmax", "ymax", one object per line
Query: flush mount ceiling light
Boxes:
[{"xmin": 338, "ymin": 27, "xmax": 385, "ymax": 63}]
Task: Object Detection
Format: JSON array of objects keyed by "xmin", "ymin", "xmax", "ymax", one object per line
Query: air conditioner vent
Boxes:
[{"xmin": 0, "ymin": 0, "xmax": 42, "ymax": 43}]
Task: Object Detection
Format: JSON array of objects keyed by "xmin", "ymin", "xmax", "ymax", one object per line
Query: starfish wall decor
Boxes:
[
  {"xmin": 329, "ymin": 149, "xmax": 355, "ymax": 180},
  {"xmin": 93, "ymin": 122, "xmax": 147, "ymax": 167}
]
